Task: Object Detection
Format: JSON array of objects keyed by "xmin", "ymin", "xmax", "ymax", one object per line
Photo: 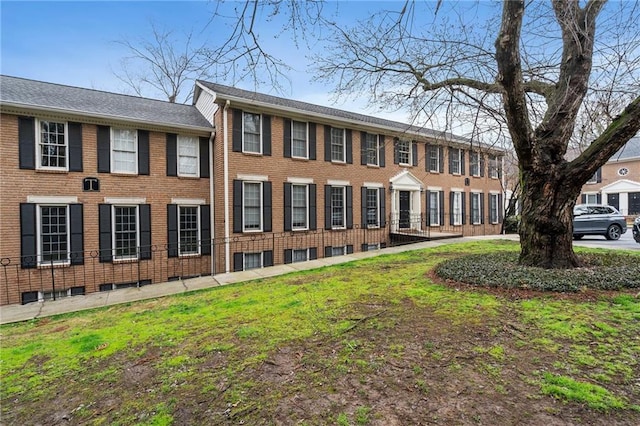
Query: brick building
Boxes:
[{"xmin": 0, "ymin": 75, "xmax": 504, "ymax": 305}]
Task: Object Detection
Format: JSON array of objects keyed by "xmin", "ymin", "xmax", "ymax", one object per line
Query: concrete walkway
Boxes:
[{"xmin": 0, "ymin": 235, "xmax": 518, "ymax": 325}]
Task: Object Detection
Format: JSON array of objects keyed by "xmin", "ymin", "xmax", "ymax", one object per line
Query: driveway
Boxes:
[{"xmin": 574, "ymin": 226, "xmax": 639, "ymax": 250}]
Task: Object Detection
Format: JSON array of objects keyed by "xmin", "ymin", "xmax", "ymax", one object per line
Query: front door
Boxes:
[
  {"xmin": 399, "ymin": 191, "xmax": 410, "ymax": 228},
  {"xmin": 608, "ymin": 193, "xmax": 619, "ymax": 211}
]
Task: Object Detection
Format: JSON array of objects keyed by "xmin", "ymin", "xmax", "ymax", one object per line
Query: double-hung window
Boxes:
[
  {"xmin": 113, "ymin": 206, "xmax": 138, "ymax": 260},
  {"xmin": 330, "ymin": 127, "xmax": 346, "ymax": 162},
  {"xmin": 111, "ymin": 128, "xmax": 138, "ymax": 174},
  {"xmin": 397, "ymin": 140, "xmax": 411, "ymax": 165},
  {"xmin": 490, "ymin": 194, "xmax": 499, "ymax": 224},
  {"xmin": 489, "ymin": 155, "xmax": 499, "ymax": 179},
  {"xmin": 243, "ymin": 182, "xmax": 263, "ymax": 231},
  {"xmin": 332, "ymin": 246, "xmax": 347, "ymax": 257},
  {"xmin": 37, "ymin": 120, "xmax": 67, "ymax": 170},
  {"xmin": 429, "ymin": 191, "xmax": 441, "ymax": 226},
  {"xmin": 293, "ymin": 249, "xmax": 308, "ymax": 263},
  {"xmin": 244, "ymin": 252, "xmax": 263, "ymax": 270},
  {"xmin": 292, "ymin": 184, "xmax": 309, "ymax": 230},
  {"xmin": 469, "ymin": 152, "xmax": 480, "ymax": 177},
  {"xmin": 471, "ymin": 193, "xmax": 482, "ymax": 225},
  {"xmin": 366, "ymin": 188, "xmax": 380, "ymax": 227},
  {"xmin": 243, "ymin": 112, "xmax": 262, "ymax": 154},
  {"xmin": 365, "ymin": 133, "xmax": 379, "ymax": 166},
  {"xmin": 292, "ymin": 121, "xmax": 308, "ymax": 158},
  {"xmin": 179, "ymin": 206, "xmax": 200, "ymax": 255},
  {"xmin": 450, "ymin": 148, "xmax": 462, "ymax": 175},
  {"xmin": 177, "ymin": 136, "xmax": 199, "ymax": 177},
  {"xmin": 428, "ymin": 147, "xmax": 440, "ymax": 172},
  {"xmin": 39, "ymin": 205, "xmax": 69, "ymax": 264},
  {"xmin": 452, "ymin": 192, "xmax": 463, "ymax": 226},
  {"xmin": 584, "ymin": 193, "xmax": 598, "ymax": 204},
  {"xmin": 331, "ymin": 186, "xmax": 346, "ymax": 228}
]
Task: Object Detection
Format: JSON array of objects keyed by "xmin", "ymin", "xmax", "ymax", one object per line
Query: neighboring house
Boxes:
[
  {"xmin": 579, "ymin": 135, "xmax": 640, "ymax": 215},
  {"xmin": 0, "ymin": 75, "xmax": 504, "ymax": 305}
]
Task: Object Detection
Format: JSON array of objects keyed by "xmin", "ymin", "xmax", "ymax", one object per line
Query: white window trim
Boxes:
[
  {"xmin": 399, "ymin": 140, "xmax": 412, "ymax": 166},
  {"xmin": 104, "ymin": 197, "xmax": 146, "ymax": 204},
  {"xmin": 292, "ymin": 248, "xmax": 309, "ymax": 263},
  {"xmin": 490, "ymin": 193, "xmax": 499, "ymax": 224},
  {"xmin": 178, "ymin": 205, "xmax": 201, "ymax": 256},
  {"xmin": 242, "ymin": 112, "xmax": 263, "ymax": 154},
  {"xmin": 428, "ymin": 191, "xmax": 441, "ymax": 226},
  {"xmin": 287, "ymin": 177, "xmax": 314, "ymax": 184},
  {"xmin": 237, "ymin": 174, "xmax": 268, "ymax": 182},
  {"xmin": 331, "ymin": 186, "xmax": 346, "ymax": 229},
  {"xmin": 471, "ymin": 192, "xmax": 482, "ymax": 225},
  {"xmin": 365, "ymin": 187, "xmax": 381, "ymax": 228},
  {"xmin": 330, "ymin": 127, "xmax": 346, "ymax": 163},
  {"xmin": 365, "ymin": 133, "xmax": 380, "ymax": 166},
  {"xmin": 470, "ymin": 152, "xmax": 481, "ymax": 177},
  {"xmin": 171, "ymin": 198, "xmax": 205, "ymax": 205},
  {"xmin": 489, "ymin": 155, "xmax": 499, "ymax": 179},
  {"xmin": 291, "ymin": 120, "xmax": 309, "ymax": 159},
  {"xmin": 428, "ymin": 146, "xmax": 440, "ymax": 172},
  {"xmin": 28, "ymin": 195, "xmax": 78, "ymax": 204},
  {"xmin": 451, "ymin": 148, "xmax": 462, "ymax": 175},
  {"xmin": 36, "ymin": 119, "xmax": 69, "ymax": 171},
  {"xmin": 363, "ymin": 182, "xmax": 383, "ymax": 188},
  {"xmin": 452, "ymin": 191, "xmax": 463, "ymax": 226},
  {"xmin": 39, "ymin": 288, "xmax": 72, "ymax": 302},
  {"xmin": 177, "ymin": 135, "xmax": 200, "ymax": 178},
  {"xmin": 242, "ymin": 181, "xmax": 263, "ymax": 232},
  {"xmin": 110, "ymin": 128, "xmax": 138, "ymax": 175},
  {"xmin": 584, "ymin": 193, "xmax": 599, "ymax": 204},
  {"xmin": 36, "ymin": 204, "xmax": 71, "ymax": 266},
  {"xmin": 332, "ymin": 245, "xmax": 347, "ymax": 256},
  {"xmin": 112, "ymin": 205, "xmax": 140, "ymax": 261},
  {"xmin": 243, "ymin": 252, "xmax": 263, "ymax": 270},
  {"xmin": 327, "ymin": 179, "xmax": 350, "ymax": 186},
  {"xmin": 291, "ymin": 184, "xmax": 310, "ymax": 231}
]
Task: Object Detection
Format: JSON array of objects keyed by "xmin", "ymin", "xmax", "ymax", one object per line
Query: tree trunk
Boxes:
[{"xmin": 518, "ymin": 170, "xmax": 581, "ymax": 269}]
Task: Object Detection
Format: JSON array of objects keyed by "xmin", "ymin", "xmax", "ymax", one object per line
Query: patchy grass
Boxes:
[{"xmin": 1, "ymin": 240, "xmax": 639, "ymax": 425}]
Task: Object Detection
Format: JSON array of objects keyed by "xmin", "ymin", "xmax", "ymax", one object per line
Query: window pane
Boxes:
[
  {"xmin": 244, "ymin": 252, "xmax": 262, "ymax": 270},
  {"xmin": 112, "ymin": 129, "xmax": 137, "ymax": 173},
  {"xmin": 472, "ymin": 194, "xmax": 481, "ymax": 224},
  {"xmin": 114, "ymin": 206, "xmax": 137, "ymax": 259},
  {"xmin": 332, "ymin": 246, "xmax": 346, "ymax": 256},
  {"xmin": 365, "ymin": 134, "xmax": 378, "ymax": 165},
  {"xmin": 429, "ymin": 192, "xmax": 439, "ymax": 225},
  {"xmin": 292, "ymin": 185, "xmax": 308, "ymax": 229},
  {"xmin": 39, "ymin": 121, "xmax": 67, "ymax": 169},
  {"xmin": 331, "ymin": 186, "xmax": 344, "ymax": 227},
  {"xmin": 244, "ymin": 183, "xmax": 262, "ymax": 230},
  {"xmin": 331, "ymin": 128, "xmax": 344, "ymax": 162},
  {"xmin": 178, "ymin": 136, "xmax": 199, "ymax": 176},
  {"xmin": 243, "ymin": 113, "xmax": 261, "ymax": 153},
  {"xmin": 40, "ymin": 205, "xmax": 68, "ymax": 262},
  {"xmin": 453, "ymin": 192, "xmax": 462, "ymax": 225},
  {"xmin": 429, "ymin": 147, "xmax": 439, "ymax": 172},
  {"xmin": 179, "ymin": 206, "xmax": 199, "ymax": 255},
  {"xmin": 293, "ymin": 249, "xmax": 308, "ymax": 263},
  {"xmin": 366, "ymin": 188, "xmax": 379, "ymax": 226},
  {"xmin": 292, "ymin": 121, "xmax": 308, "ymax": 158},
  {"xmin": 451, "ymin": 149, "xmax": 460, "ymax": 174},
  {"xmin": 398, "ymin": 140, "xmax": 410, "ymax": 165}
]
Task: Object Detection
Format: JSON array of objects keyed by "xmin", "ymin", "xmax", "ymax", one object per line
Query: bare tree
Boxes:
[{"xmin": 314, "ymin": 0, "xmax": 640, "ymax": 268}]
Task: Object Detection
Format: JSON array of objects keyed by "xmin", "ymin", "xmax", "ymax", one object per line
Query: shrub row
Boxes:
[{"xmin": 434, "ymin": 252, "xmax": 640, "ymax": 292}]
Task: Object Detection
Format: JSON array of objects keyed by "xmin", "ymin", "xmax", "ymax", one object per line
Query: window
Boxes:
[
  {"xmin": 584, "ymin": 193, "xmax": 599, "ymax": 204},
  {"xmin": 331, "ymin": 186, "xmax": 345, "ymax": 228},
  {"xmin": 428, "ymin": 147, "xmax": 440, "ymax": 172},
  {"xmin": 489, "ymin": 155, "xmax": 500, "ymax": 179},
  {"xmin": 618, "ymin": 167, "xmax": 629, "ymax": 176},
  {"xmin": 397, "ymin": 140, "xmax": 411, "ymax": 165},
  {"xmin": 332, "ymin": 246, "xmax": 347, "ymax": 257},
  {"xmin": 177, "ymin": 135, "xmax": 199, "ymax": 177},
  {"xmin": 471, "ymin": 193, "xmax": 481, "ymax": 224},
  {"xmin": 587, "ymin": 168, "xmax": 601, "ymax": 184},
  {"xmin": 244, "ymin": 252, "xmax": 263, "ymax": 270},
  {"xmin": 331, "ymin": 127, "xmax": 345, "ymax": 162},
  {"xmin": 293, "ymin": 249, "xmax": 308, "ymax": 263},
  {"xmin": 179, "ymin": 206, "xmax": 200, "ymax": 255},
  {"xmin": 292, "ymin": 121, "xmax": 308, "ymax": 158},
  {"xmin": 452, "ymin": 192, "xmax": 463, "ymax": 226},
  {"xmin": 450, "ymin": 148, "xmax": 462, "ymax": 175},
  {"xmin": 292, "ymin": 184, "xmax": 309, "ymax": 230},
  {"xmin": 37, "ymin": 120, "xmax": 67, "ymax": 170},
  {"xmin": 366, "ymin": 188, "xmax": 380, "ymax": 227},
  {"xmin": 490, "ymin": 194, "xmax": 499, "ymax": 224},
  {"xmin": 243, "ymin": 182, "xmax": 263, "ymax": 231},
  {"xmin": 470, "ymin": 152, "xmax": 480, "ymax": 176},
  {"xmin": 243, "ymin": 112, "xmax": 262, "ymax": 153},
  {"xmin": 429, "ymin": 191, "xmax": 440, "ymax": 225},
  {"xmin": 111, "ymin": 128, "xmax": 137, "ymax": 174},
  {"xmin": 114, "ymin": 206, "xmax": 138, "ymax": 260},
  {"xmin": 39, "ymin": 205, "xmax": 69, "ymax": 264},
  {"xmin": 365, "ymin": 133, "xmax": 379, "ymax": 166}
]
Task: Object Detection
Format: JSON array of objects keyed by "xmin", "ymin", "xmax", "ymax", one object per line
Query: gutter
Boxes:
[{"xmin": 223, "ymin": 100, "xmax": 231, "ymax": 273}]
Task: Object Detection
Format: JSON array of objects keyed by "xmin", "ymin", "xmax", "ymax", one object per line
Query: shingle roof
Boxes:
[
  {"xmin": 0, "ymin": 75, "xmax": 213, "ymax": 131},
  {"xmin": 610, "ymin": 135, "xmax": 640, "ymax": 161},
  {"xmin": 197, "ymin": 80, "xmax": 474, "ymax": 145}
]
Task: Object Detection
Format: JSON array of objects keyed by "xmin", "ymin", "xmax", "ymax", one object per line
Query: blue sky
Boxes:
[{"xmin": 1, "ymin": 1, "xmax": 412, "ymax": 120}]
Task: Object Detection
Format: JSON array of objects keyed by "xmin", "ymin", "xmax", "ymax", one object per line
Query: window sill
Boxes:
[
  {"xmin": 113, "ymin": 257, "xmax": 139, "ymax": 264},
  {"xmin": 331, "ymin": 160, "xmax": 347, "ymax": 165},
  {"xmin": 38, "ymin": 261, "xmax": 71, "ymax": 269},
  {"xmin": 291, "ymin": 156, "xmax": 310, "ymax": 161},
  {"xmin": 110, "ymin": 172, "xmax": 139, "ymax": 177},
  {"xmin": 179, "ymin": 253, "xmax": 201, "ymax": 258},
  {"xmin": 330, "ymin": 227, "xmax": 346, "ymax": 231},
  {"xmin": 366, "ymin": 164, "xmax": 380, "ymax": 168},
  {"xmin": 242, "ymin": 151, "xmax": 263, "ymax": 156},
  {"xmin": 242, "ymin": 229, "xmax": 264, "ymax": 234},
  {"xmin": 36, "ymin": 168, "xmax": 68, "ymax": 174},
  {"xmin": 177, "ymin": 175, "xmax": 201, "ymax": 180}
]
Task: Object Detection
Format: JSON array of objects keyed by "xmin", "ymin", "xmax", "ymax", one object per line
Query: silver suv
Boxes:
[
  {"xmin": 633, "ymin": 216, "xmax": 640, "ymax": 244},
  {"xmin": 573, "ymin": 204, "xmax": 627, "ymax": 241}
]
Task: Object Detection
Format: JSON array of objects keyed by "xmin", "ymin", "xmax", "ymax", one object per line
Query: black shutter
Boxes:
[
  {"xmin": 20, "ymin": 203, "xmax": 37, "ymax": 268},
  {"xmin": 97, "ymin": 125, "xmax": 111, "ymax": 173},
  {"xmin": 480, "ymin": 155, "xmax": 485, "ymax": 177},
  {"xmin": 450, "ymin": 192, "xmax": 455, "ymax": 225},
  {"xmin": 438, "ymin": 146, "xmax": 444, "ymax": 173},
  {"xmin": 233, "ymin": 180, "xmax": 243, "ymax": 233},
  {"xmin": 309, "ymin": 247, "xmax": 317, "ymax": 260},
  {"xmin": 232, "ymin": 109, "xmax": 243, "ymax": 152},
  {"xmin": 68, "ymin": 122, "xmax": 83, "ymax": 172},
  {"xmin": 324, "ymin": 125, "xmax": 331, "ymax": 162},
  {"xmin": 201, "ymin": 205, "xmax": 211, "ymax": 255},
  {"xmin": 439, "ymin": 191, "xmax": 445, "ymax": 226},
  {"xmin": 324, "ymin": 185, "xmax": 332, "ymax": 230},
  {"xmin": 361, "ymin": 187, "xmax": 368, "ymax": 227},
  {"xmin": 262, "ymin": 114, "xmax": 271, "ymax": 156},
  {"xmin": 284, "ymin": 249, "xmax": 293, "ymax": 264},
  {"xmin": 346, "ymin": 129, "xmax": 353, "ymax": 164},
  {"xmin": 166, "ymin": 134, "xmax": 177, "ymax": 176},
  {"xmin": 309, "ymin": 122, "xmax": 317, "ymax": 160},
  {"xmin": 360, "ymin": 131, "xmax": 367, "ymax": 165},
  {"xmin": 480, "ymin": 193, "xmax": 485, "ymax": 224},
  {"xmin": 233, "ymin": 252, "xmax": 243, "ymax": 272},
  {"xmin": 18, "ymin": 117, "xmax": 36, "ymax": 170},
  {"xmin": 412, "ymin": 142, "xmax": 418, "ymax": 166},
  {"xmin": 347, "ymin": 245, "xmax": 354, "ymax": 254},
  {"xmin": 379, "ymin": 189, "xmax": 386, "ymax": 227},
  {"xmin": 167, "ymin": 204, "xmax": 178, "ymax": 258},
  {"xmin": 461, "ymin": 150, "xmax": 466, "ymax": 175},
  {"xmin": 138, "ymin": 130, "xmax": 150, "ymax": 175},
  {"xmin": 361, "ymin": 243, "xmax": 369, "ymax": 252},
  {"xmin": 394, "ymin": 138, "xmax": 399, "ymax": 164},
  {"xmin": 581, "ymin": 194, "xmax": 587, "ymax": 203},
  {"xmin": 324, "ymin": 246, "xmax": 333, "ymax": 258},
  {"xmin": 498, "ymin": 194, "xmax": 504, "ymax": 223},
  {"xmin": 99, "ymin": 204, "xmax": 112, "ymax": 262},
  {"xmin": 264, "ymin": 250, "xmax": 274, "ymax": 267},
  {"xmin": 139, "ymin": 204, "xmax": 151, "ymax": 259},
  {"xmin": 448, "ymin": 148, "xmax": 454, "ymax": 174},
  {"xmin": 309, "ymin": 184, "xmax": 317, "ymax": 230},
  {"xmin": 199, "ymin": 137, "xmax": 210, "ymax": 178},
  {"xmin": 596, "ymin": 193, "xmax": 602, "ymax": 204},
  {"xmin": 425, "ymin": 144, "xmax": 431, "ymax": 171},
  {"xmin": 69, "ymin": 204, "xmax": 84, "ymax": 265},
  {"xmin": 284, "ymin": 119, "xmax": 292, "ymax": 158},
  {"xmin": 284, "ymin": 182, "xmax": 292, "ymax": 231},
  {"xmin": 461, "ymin": 192, "xmax": 466, "ymax": 225},
  {"xmin": 426, "ymin": 191, "xmax": 431, "ymax": 226},
  {"xmin": 379, "ymin": 135, "xmax": 386, "ymax": 167},
  {"xmin": 263, "ymin": 181, "xmax": 272, "ymax": 232},
  {"xmin": 346, "ymin": 186, "xmax": 353, "ymax": 229}
]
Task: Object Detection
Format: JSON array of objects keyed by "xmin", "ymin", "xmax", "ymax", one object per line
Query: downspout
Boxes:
[
  {"xmin": 209, "ymin": 129, "xmax": 215, "ymax": 275},
  {"xmin": 223, "ymin": 100, "xmax": 231, "ymax": 272}
]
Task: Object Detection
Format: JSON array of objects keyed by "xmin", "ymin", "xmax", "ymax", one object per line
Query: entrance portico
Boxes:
[{"xmin": 389, "ymin": 170, "xmax": 423, "ymax": 233}]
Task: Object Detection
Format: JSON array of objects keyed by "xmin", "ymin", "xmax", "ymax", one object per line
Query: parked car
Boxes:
[
  {"xmin": 573, "ymin": 204, "xmax": 627, "ymax": 240},
  {"xmin": 633, "ymin": 216, "xmax": 640, "ymax": 244}
]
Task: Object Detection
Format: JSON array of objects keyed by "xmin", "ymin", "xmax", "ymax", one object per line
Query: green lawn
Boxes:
[{"xmin": 1, "ymin": 240, "xmax": 639, "ymax": 425}]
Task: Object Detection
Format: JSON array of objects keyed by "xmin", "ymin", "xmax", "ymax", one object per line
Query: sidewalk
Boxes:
[{"xmin": 0, "ymin": 235, "xmax": 515, "ymax": 325}]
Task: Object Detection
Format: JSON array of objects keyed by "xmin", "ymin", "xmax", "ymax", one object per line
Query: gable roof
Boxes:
[
  {"xmin": 0, "ymin": 75, "xmax": 213, "ymax": 132},
  {"xmin": 196, "ymin": 80, "xmax": 490, "ymax": 148},
  {"xmin": 609, "ymin": 135, "xmax": 640, "ymax": 162}
]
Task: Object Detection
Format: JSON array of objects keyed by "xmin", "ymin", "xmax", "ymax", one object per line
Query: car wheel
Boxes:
[
  {"xmin": 605, "ymin": 224, "xmax": 622, "ymax": 240},
  {"xmin": 573, "ymin": 235, "xmax": 583, "ymax": 240}
]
